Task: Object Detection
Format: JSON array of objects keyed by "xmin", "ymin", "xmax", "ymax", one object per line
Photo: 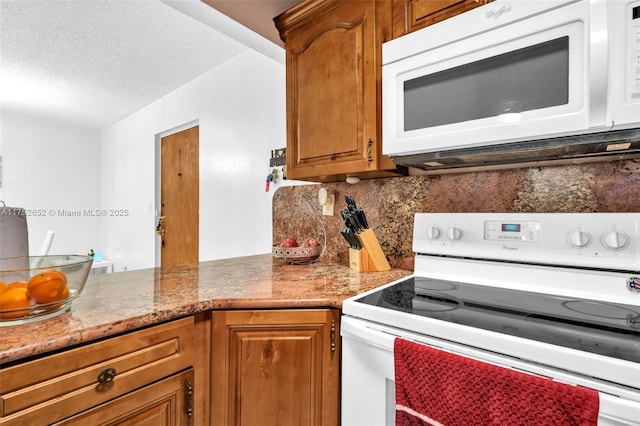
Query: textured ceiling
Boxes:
[{"xmin": 0, "ymin": 0, "xmax": 258, "ymax": 129}]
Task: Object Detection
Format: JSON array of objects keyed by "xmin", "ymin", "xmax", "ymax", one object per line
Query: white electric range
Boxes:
[{"xmin": 341, "ymin": 213, "xmax": 640, "ymax": 425}]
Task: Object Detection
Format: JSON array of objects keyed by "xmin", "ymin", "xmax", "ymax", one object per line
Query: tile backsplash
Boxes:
[{"xmin": 272, "ymin": 159, "xmax": 640, "ymax": 270}]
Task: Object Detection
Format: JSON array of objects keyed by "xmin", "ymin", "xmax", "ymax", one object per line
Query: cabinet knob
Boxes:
[{"xmin": 97, "ymin": 367, "xmax": 117, "ymax": 384}]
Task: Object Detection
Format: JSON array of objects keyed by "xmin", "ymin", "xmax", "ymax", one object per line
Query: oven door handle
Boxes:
[{"xmin": 341, "ymin": 316, "xmax": 398, "ymax": 350}]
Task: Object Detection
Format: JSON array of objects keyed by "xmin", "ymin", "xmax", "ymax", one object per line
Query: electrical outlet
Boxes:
[{"xmin": 322, "ymin": 193, "xmax": 335, "ymax": 216}]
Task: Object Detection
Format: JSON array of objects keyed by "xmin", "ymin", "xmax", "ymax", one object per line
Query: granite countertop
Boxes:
[{"xmin": 0, "ymin": 254, "xmax": 411, "ymax": 365}]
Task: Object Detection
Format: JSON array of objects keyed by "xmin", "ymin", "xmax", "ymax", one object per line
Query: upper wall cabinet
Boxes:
[
  {"xmin": 274, "ymin": 0, "xmax": 405, "ymax": 182},
  {"xmin": 391, "ymin": 0, "xmax": 492, "ymax": 38}
]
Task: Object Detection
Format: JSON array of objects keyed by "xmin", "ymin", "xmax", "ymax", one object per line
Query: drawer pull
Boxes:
[{"xmin": 97, "ymin": 367, "xmax": 117, "ymax": 384}]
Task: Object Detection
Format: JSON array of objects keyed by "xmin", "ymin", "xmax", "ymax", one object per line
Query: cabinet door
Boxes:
[
  {"xmin": 52, "ymin": 369, "xmax": 194, "ymax": 426},
  {"xmin": 211, "ymin": 309, "xmax": 340, "ymax": 426},
  {"xmin": 392, "ymin": 0, "xmax": 491, "ymax": 37},
  {"xmin": 278, "ymin": 0, "xmax": 397, "ymax": 181}
]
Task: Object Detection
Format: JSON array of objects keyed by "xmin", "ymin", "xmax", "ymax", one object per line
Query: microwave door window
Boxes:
[{"xmin": 403, "ymin": 36, "xmax": 570, "ymax": 132}]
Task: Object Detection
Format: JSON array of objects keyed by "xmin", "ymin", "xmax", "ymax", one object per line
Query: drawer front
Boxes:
[
  {"xmin": 0, "ymin": 316, "xmax": 194, "ymax": 425},
  {"xmin": 51, "ymin": 369, "xmax": 194, "ymax": 426}
]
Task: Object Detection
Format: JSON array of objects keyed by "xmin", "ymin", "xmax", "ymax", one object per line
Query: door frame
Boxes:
[{"xmin": 154, "ymin": 119, "xmax": 199, "ymax": 267}]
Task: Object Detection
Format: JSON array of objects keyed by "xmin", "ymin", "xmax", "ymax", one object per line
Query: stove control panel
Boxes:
[
  {"xmin": 413, "ymin": 213, "xmax": 640, "ymax": 270},
  {"xmin": 484, "ymin": 220, "xmax": 540, "ymax": 242}
]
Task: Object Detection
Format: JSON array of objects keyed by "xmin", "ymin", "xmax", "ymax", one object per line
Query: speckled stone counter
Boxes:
[{"xmin": 0, "ymin": 254, "xmax": 410, "ymax": 365}]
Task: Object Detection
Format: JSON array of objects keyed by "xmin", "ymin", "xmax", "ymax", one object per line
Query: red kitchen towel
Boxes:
[{"xmin": 394, "ymin": 338, "xmax": 599, "ymax": 426}]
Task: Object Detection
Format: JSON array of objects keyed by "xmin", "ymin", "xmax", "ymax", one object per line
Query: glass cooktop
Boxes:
[{"xmin": 355, "ymin": 277, "xmax": 640, "ymax": 363}]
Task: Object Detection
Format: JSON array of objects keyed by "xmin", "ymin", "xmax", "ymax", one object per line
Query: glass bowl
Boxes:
[
  {"xmin": 0, "ymin": 255, "xmax": 93, "ymax": 325},
  {"xmin": 272, "ymin": 244, "xmax": 322, "ymax": 265}
]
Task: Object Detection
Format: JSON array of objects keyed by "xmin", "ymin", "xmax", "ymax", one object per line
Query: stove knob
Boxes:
[
  {"xmin": 601, "ymin": 231, "xmax": 630, "ymax": 250},
  {"xmin": 426, "ymin": 226, "xmax": 441, "ymax": 240},
  {"xmin": 446, "ymin": 227, "xmax": 463, "ymax": 241},
  {"xmin": 566, "ymin": 230, "xmax": 591, "ymax": 248}
]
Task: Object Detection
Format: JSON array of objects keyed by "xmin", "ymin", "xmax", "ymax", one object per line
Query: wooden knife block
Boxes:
[
  {"xmin": 349, "ymin": 228, "xmax": 390, "ymax": 272},
  {"xmin": 349, "ymin": 248, "xmax": 377, "ymax": 272}
]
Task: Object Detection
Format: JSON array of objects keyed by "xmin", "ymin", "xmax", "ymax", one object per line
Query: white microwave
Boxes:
[{"xmin": 382, "ymin": 0, "xmax": 640, "ymax": 171}]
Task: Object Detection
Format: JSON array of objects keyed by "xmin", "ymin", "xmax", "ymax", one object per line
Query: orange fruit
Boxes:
[
  {"xmin": 0, "ymin": 281, "xmax": 6, "ymax": 294},
  {"xmin": 6, "ymin": 281, "xmax": 28, "ymax": 290},
  {"xmin": 59, "ymin": 286, "xmax": 70, "ymax": 299},
  {"xmin": 0, "ymin": 287, "xmax": 32, "ymax": 319},
  {"xmin": 46, "ymin": 269, "xmax": 67, "ymax": 285},
  {"xmin": 39, "ymin": 285, "xmax": 70, "ymax": 313},
  {"xmin": 27, "ymin": 271, "xmax": 68, "ymax": 304}
]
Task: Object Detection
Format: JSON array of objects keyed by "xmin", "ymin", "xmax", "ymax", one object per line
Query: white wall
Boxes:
[
  {"xmin": 101, "ymin": 49, "xmax": 287, "ymax": 271},
  {"xmin": 0, "ymin": 49, "xmax": 290, "ymax": 269},
  {"xmin": 0, "ymin": 112, "xmax": 102, "ymax": 255}
]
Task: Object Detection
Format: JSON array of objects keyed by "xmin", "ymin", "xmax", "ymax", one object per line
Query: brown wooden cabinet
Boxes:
[
  {"xmin": 391, "ymin": 0, "xmax": 492, "ymax": 38},
  {"xmin": 274, "ymin": 0, "xmax": 494, "ymax": 182},
  {"xmin": 211, "ymin": 309, "xmax": 340, "ymax": 426},
  {"xmin": 0, "ymin": 317, "xmax": 195, "ymax": 426},
  {"xmin": 1, "ymin": 309, "xmax": 343, "ymax": 425},
  {"xmin": 274, "ymin": 0, "xmax": 404, "ymax": 182}
]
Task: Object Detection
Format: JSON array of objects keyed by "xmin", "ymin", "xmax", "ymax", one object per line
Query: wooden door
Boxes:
[
  {"xmin": 211, "ymin": 309, "xmax": 340, "ymax": 426},
  {"xmin": 160, "ymin": 126, "xmax": 199, "ymax": 267}
]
